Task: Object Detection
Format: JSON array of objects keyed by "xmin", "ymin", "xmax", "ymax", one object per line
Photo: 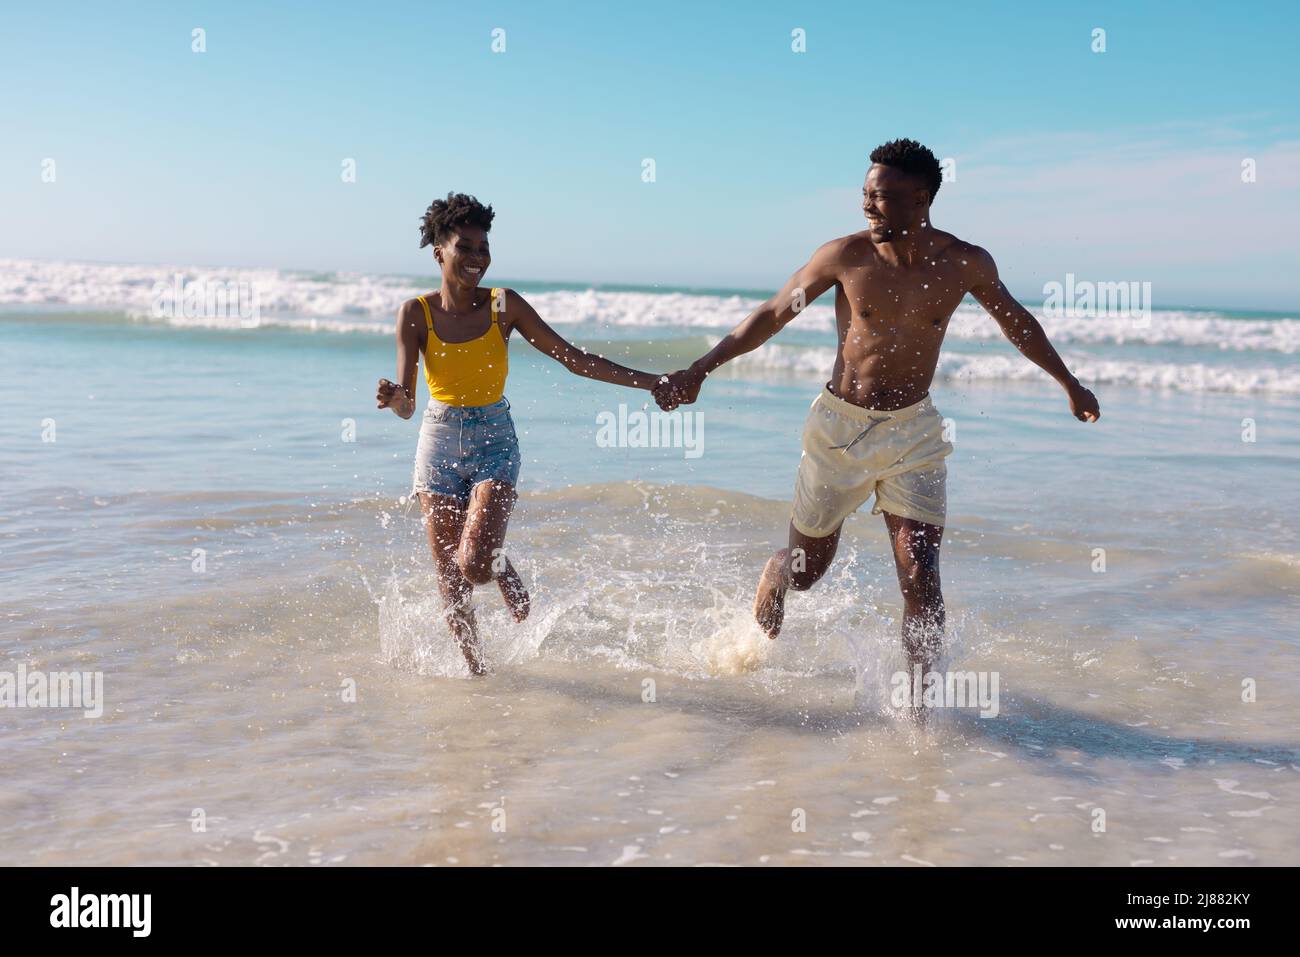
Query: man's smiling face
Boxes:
[{"xmin": 862, "ymin": 164, "xmax": 931, "ymax": 241}]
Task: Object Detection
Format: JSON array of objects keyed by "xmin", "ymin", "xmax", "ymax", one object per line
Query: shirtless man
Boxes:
[{"xmin": 654, "ymin": 138, "xmax": 1100, "ymax": 680}]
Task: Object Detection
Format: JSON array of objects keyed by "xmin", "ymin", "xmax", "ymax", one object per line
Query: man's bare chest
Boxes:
[{"xmin": 836, "ymin": 266, "xmax": 968, "ymax": 337}]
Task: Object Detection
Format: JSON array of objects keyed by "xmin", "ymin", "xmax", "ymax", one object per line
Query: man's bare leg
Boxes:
[
  {"xmin": 883, "ymin": 512, "xmax": 945, "ymax": 724},
  {"xmin": 754, "ymin": 522, "xmax": 842, "ymax": 638},
  {"xmin": 420, "ymin": 492, "xmax": 486, "ymax": 675}
]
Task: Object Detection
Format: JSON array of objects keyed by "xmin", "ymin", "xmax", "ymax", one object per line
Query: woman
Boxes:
[{"xmin": 377, "ymin": 193, "xmax": 666, "ymax": 675}]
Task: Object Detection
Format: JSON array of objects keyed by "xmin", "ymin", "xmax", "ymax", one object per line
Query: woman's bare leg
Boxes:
[
  {"xmin": 419, "ymin": 492, "xmax": 485, "ymax": 675},
  {"xmin": 458, "ymin": 480, "xmax": 529, "ymax": 623}
]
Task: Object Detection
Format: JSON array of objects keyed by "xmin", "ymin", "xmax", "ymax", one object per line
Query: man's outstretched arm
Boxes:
[
  {"xmin": 967, "ymin": 248, "xmax": 1100, "ymax": 423},
  {"xmin": 655, "ymin": 242, "xmax": 840, "ymax": 409}
]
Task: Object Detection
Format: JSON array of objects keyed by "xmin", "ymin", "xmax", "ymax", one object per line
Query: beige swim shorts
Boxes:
[{"xmin": 790, "ymin": 386, "xmax": 954, "ymax": 537}]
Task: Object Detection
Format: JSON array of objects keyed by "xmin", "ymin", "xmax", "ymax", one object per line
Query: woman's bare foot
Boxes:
[
  {"xmin": 753, "ymin": 551, "xmax": 789, "ymax": 639},
  {"xmin": 444, "ymin": 601, "xmax": 487, "ymax": 675},
  {"xmin": 496, "ymin": 555, "xmax": 530, "ymax": 623}
]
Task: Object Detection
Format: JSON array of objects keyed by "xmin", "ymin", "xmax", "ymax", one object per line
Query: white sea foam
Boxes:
[
  {"xmin": 3, "ymin": 258, "xmax": 1296, "ymax": 354},
  {"xmin": 727, "ymin": 341, "xmax": 1300, "ymax": 395},
  {"xmin": 6, "ymin": 258, "xmax": 1299, "ymax": 395},
  {"xmin": 0, "ymin": 258, "xmax": 413, "ymax": 327}
]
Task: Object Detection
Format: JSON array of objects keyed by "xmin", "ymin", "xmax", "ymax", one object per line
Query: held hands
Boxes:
[
  {"xmin": 652, "ymin": 366, "xmax": 705, "ymax": 411},
  {"xmin": 1067, "ymin": 380, "xmax": 1100, "ymax": 422}
]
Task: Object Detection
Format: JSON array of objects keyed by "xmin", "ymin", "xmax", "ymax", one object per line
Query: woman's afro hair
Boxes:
[{"xmin": 419, "ymin": 192, "xmax": 495, "ymax": 248}]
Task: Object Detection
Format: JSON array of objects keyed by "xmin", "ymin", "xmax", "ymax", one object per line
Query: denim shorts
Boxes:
[{"xmin": 410, "ymin": 396, "xmax": 522, "ymax": 502}]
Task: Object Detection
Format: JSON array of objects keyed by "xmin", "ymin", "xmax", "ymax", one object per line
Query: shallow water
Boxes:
[{"xmin": 2, "ymin": 284, "xmax": 1299, "ymax": 865}]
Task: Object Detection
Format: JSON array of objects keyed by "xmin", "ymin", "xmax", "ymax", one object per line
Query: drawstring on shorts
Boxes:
[{"xmin": 829, "ymin": 417, "xmax": 883, "ymax": 455}]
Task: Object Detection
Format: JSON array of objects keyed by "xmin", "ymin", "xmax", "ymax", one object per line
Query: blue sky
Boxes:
[{"xmin": 2, "ymin": 0, "xmax": 1297, "ymax": 308}]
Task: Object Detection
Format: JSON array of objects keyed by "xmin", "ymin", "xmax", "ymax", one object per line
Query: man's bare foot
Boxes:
[
  {"xmin": 460, "ymin": 641, "xmax": 487, "ymax": 676},
  {"xmin": 904, "ymin": 653, "xmax": 937, "ymax": 727},
  {"xmin": 753, "ymin": 552, "xmax": 789, "ymax": 639},
  {"xmin": 496, "ymin": 556, "xmax": 530, "ymax": 623}
]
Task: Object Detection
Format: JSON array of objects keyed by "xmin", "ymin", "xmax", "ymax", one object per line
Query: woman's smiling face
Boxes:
[{"xmin": 436, "ymin": 224, "xmax": 491, "ymax": 288}]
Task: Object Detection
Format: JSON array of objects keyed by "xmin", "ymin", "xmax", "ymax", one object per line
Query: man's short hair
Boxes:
[{"xmin": 869, "ymin": 139, "xmax": 943, "ymax": 203}]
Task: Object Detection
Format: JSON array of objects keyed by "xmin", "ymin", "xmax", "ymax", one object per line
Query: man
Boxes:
[{"xmin": 654, "ymin": 138, "xmax": 1099, "ymax": 686}]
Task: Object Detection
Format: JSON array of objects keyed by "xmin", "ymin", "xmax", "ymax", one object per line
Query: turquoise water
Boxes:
[
  {"xmin": 4, "ymin": 307, "xmax": 1297, "ymax": 580},
  {"xmin": 4, "ymin": 305, "xmax": 1299, "ymax": 646}
]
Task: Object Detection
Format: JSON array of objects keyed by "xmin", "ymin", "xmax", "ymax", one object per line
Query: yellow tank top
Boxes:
[{"xmin": 419, "ymin": 289, "xmax": 508, "ymax": 407}]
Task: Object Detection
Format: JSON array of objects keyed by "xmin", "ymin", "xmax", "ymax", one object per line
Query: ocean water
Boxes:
[{"xmin": 2, "ymin": 258, "xmax": 1298, "ymax": 866}]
